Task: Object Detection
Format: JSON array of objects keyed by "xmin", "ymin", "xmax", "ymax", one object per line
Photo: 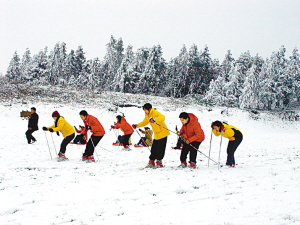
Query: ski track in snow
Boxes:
[{"xmin": 0, "ymin": 102, "xmax": 300, "ymax": 225}]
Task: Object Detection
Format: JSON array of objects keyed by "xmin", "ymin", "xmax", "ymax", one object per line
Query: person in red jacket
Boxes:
[
  {"xmin": 79, "ymin": 110, "xmax": 105, "ymax": 162},
  {"xmin": 177, "ymin": 112, "xmax": 205, "ymax": 169},
  {"xmin": 111, "ymin": 115, "xmax": 134, "ymax": 150}
]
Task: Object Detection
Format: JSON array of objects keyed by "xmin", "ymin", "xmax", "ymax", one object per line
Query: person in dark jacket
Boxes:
[
  {"xmin": 25, "ymin": 107, "xmax": 39, "ymax": 144},
  {"xmin": 177, "ymin": 112, "xmax": 205, "ymax": 169}
]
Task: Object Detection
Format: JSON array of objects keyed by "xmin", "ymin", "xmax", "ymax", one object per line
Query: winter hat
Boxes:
[{"xmin": 52, "ymin": 111, "xmax": 60, "ymax": 118}]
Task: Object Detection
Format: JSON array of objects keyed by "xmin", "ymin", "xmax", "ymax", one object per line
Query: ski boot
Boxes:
[
  {"xmin": 145, "ymin": 160, "xmax": 155, "ymax": 168},
  {"xmin": 122, "ymin": 146, "xmax": 131, "ymax": 151},
  {"xmin": 86, "ymin": 155, "xmax": 95, "ymax": 163},
  {"xmin": 177, "ymin": 161, "xmax": 187, "ymax": 168},
  {"xmin": 82, "ymin": 155, "xmax": 88, "ymax": 161},
  {"xmin": 189, "ymin": 162, "xmax": 196, "ymax": 169},
  {"xmin": 57, "ymin": 152, "xmax": 68, "ymax": 161},
  {"xmin": 155, "ymin": 160, "xmax": 164, "ymax": 168}
]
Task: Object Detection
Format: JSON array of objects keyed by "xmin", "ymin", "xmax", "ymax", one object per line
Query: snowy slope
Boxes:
[{"xmin": 0, "ymin": 99, "xmax": 300, "ymax": 225}]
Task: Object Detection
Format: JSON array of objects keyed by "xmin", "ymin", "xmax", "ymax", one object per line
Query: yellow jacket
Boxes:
[
  {"xmin": 212, "ymin": 123, "xmax": 243, "ymax": 141},
  {"xmin": 137, "ymin": 108, "xmax": 170, "ymax": 140},
  {"xmin": 47, "ymin": 117, "xmax": 75, "ymax": 138}
]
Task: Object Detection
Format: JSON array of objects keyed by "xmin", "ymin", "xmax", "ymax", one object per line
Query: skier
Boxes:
[
  {"xmin": 211, "ymin": 121, "xmax": 243, "ymax": 167},
  {"xmin": 177, "ymin": 112, "xmax": 205, "ymax": 169},
  {"xmin": 135, "ymin": 127, "xmax": 153, "ymax": 147},
  {"xmin": 111, "ymin": 115, "xmax": 134, "ymax": 150},
  {"xmin": 79, "ymin": 110, "xmax": 105, "ymax": 162},
  {"xmin": 25, "ymin": 107, "xmax": 39, "ymax": 144},
  {"xmin": 42, "ymin": 111, "xmax": 75, "ymax": 161},
  {"xmin": 72, "ymin": 125, "xmax": 87, "ymax": 144},
  {"xmin": 132, "ymin": 103, "xmax": 170, "ymax": 168}
]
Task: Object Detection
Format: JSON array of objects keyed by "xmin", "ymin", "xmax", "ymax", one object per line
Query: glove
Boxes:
[
  {"xmin": 42, "ymin": 127, "xmax": 48, "ymax": 131},
  {"xmin": 85, "ymin": 125, "xmax": 91, "ymax": 130},
  {"xmin": 111, "ymin": 125, "xmax": 116, "ymax": 129},
  {"xmin": 49, "ymin": 128, "xmax": 54, "ymax": 133},
  {"xmin": 139, "ymin": 128, "xmax": 142, "ymax": 132},
  {"xmin": 132, "ymin": 124, "xmax": 137, "ymax": 129},
  {"xmin": 149, "ymin": 118, "xmax": 155, "ymax": 123}
]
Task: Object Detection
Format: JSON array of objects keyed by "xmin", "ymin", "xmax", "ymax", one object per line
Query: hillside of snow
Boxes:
[{"xmin": 0, "ymin": 92, "xmax": 300, "ymax": 225}]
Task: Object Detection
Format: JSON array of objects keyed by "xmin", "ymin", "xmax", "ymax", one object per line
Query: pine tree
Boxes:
[
  {"xmin": 102, "ymin": 36, "xmax": 124, "ymax": 90},
  {"xmin": 20, "ymin": 48, "xmax": 32, "ymax": 82},
  {"xmin": 288, "ymin": 47, "xmax": 300, "ymax": 102},
  {"xmin": 31, "ymin": 47, "xmax": 48, "ymax": 84},
  {"xmin": 186, "ymin": 44, "xmax": 201, "ymax": 95},
  {"xmin": 6, "ymin": 51, "xmax": 21, "ymax": 81},
  {"xmin": 113, "ymin": 45, "xmax": 135, "ymax": 93},
  {"xmin": 239, "ymin": 65, "xmax": 259, "ymax": 109},
  {"xmin": 221, "ymin": 50, "xmax": 235, "ymax": 82},
  {"xmin": 65, "ymin": 49, "xmax": 78, "ymax": 86}
]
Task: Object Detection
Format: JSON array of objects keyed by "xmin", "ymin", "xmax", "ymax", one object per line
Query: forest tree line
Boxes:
[{"xmin": 5, "ymin": 35, "xmax": 300, "ymax": 110}]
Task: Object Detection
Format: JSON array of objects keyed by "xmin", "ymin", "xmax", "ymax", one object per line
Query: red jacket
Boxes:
[
  {"xmin": 115, "ymin": 117, "xmax": 134, "ymax": 135},
  {"xmin": 180, "ymin": 113, "xmax": 205, "ymax": 143},
  {"xmin": 84, "ymin": 114, "xmax": 105, "ymax": 136}
]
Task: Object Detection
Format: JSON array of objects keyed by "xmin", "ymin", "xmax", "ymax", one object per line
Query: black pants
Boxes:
[
  {"xmin": 73, "ymin": 134, "xmax": 86, "ymax": 144},
  {"xmin": 122, "ymin": 134, "xmax": 132, "ymax": 147},
  {"xmin": 25, "ymin": 129, "xmax": 37, "ymax": 144},
  {"xmin": 149, "ymin": 137, "xmax": 168, "ymax": 161},
  {"xmin": 176, "ymin": 138, "xmax": 183, "ymax": 148},
  {"xmin": 137, "ymin": 137, "xmax": 147, "ymax": 146},
  {"xmin": 60, "ymin": 133, "xmax": 75, "ymax": 154},
  {"xmin": 226, "ymin": 136, "xmax": 243, "ymax": 166},
  {"xmin": 84, "ymin": 135, "xmax": 103, "ymax": 156},
  {"xmin": 180, "ymin": 141, "xmax": 201, "ymax": 164}
]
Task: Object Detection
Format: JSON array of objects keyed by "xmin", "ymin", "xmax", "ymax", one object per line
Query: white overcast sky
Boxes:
[{"xmin": 0, "ymin": 0, "xmax": 300, "ymax": 75}]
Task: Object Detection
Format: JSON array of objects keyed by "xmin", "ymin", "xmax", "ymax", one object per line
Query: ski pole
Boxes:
[
  {"xmin": 218, "ymin": 131, "xmax": 223, "ymax": 170},
  {"xmin": 155, "ymin": 122, "xmax": 221, "ymax": 166},
  {"xmin": 44, "ymin": 132, "xmax": 52, "ymax": 160},
  {"xmin": 50, "ymin": 133, "xmax": 58, "ymax": 156},
  {"xmin": 135, "ymin": 129, "xmax": 151, "ymax": 151},
  {"xmin": 110, "ymin": 128, "xmax": 122, "ymax": 150},
  {"xmin": 208, "ymin": 130, "xmax": 212, "ymax": 167},
  {"xmin": 89, "ymin": 132, "xmax": 100, "ymax": 162}
]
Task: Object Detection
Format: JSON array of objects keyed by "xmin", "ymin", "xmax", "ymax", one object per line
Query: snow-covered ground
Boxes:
[{"xmin": 0, "ymin": 99, "xmax": 300, "ymax": 225}]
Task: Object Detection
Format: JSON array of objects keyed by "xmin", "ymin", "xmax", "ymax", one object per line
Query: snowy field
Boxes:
[{"xmin": 0, "ymin": 100, "xmax": 300, "ymax": 225}]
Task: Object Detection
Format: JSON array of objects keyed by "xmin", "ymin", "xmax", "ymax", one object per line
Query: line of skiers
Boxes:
[{"xmin": 26, "ymin": 103, "xmax": 243, "ymax": 167}]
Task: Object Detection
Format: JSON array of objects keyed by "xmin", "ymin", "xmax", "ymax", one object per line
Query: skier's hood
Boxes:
[{"xmin": 187, "ymin": 113, "xmax": 198, "ymax": 125}]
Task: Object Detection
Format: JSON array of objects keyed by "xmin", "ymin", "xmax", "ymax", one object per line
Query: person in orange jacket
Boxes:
[
  {"xmin": 111, "ymin": 115, "xmax": 134, "ymax": 150},
  {"xmin": 79, "ymin": 110, "xmax": 105, "ymax": 162},
  {"xmin": 177, "ymin": 112, "xmax": 205, "ymax": 169},
  {"xmin": 211, "ymin": 121, "xmax": 243, "ymax": 167},
  {"xmin": 132, "ymin": 103, "xmax": 170, "ymax": 168},
  {"xmin": 43, "ymin": 111, "xmax": 75, "ymax": 161}
]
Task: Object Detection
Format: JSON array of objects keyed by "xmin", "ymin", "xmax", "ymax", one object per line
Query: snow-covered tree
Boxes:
[
  {"xmin": 113, "ymin": 45, "xmax": 135, "ymax": 93},
  {"xmin": 6, "ymin": 51, "xmax": 21, "ymax": 81},
  {"xmin": 221, "ymin": 50, "xmax": 235, "ymax": 82},
  {"xmin": 30, "ymin": 47, "xmax": 48, "ymax": 83},
  {"xmin": 20, "ymin": 48, "xmax": 32, "ymax": 81}
]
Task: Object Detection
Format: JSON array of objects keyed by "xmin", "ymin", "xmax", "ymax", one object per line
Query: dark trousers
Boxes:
[
  {"xmin": 25, "ymin": 129, "xmax": 36, "ymax": 144},
  {"xmin": 84, "ymin": 135, "xmax": 103, "ymax": 156},
  {"xmin": 226, "ymin": 137, "xmax": 243, "ymax": 166},
  {"xmin": 149, "ymin": 137, "xmax": 168, "ymax": 161},
  {"xmin": 122, "ymin": 134, "xmax": 132, "ymax": 147},
  {"xmin": 138, "ymin": 137, "xmax": 147, "ymax": 146},
  {"xmin": 60, "ymin": 133, "xmax": 75, "ymax": 154},
  {"xmin": 73, "ymin": 134, "xmax": 86, "ymax": 144},
  {"xmin": 180, "ymin": 141, "xmax": 201, "ymax": 164},
  {"xmin": 176, "ymin": 138, "xmax": 183, "ymax": 148}
]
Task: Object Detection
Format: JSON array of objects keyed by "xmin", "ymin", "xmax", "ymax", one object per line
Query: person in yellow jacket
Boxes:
[
  {"xmin": 211, "ymin": 121, "xmax": 243, "ymax": 167},
  {"xmin": 132, "ymin": 103, "xmax": 170, "ymax": 168},
  {"xmin": 43, "ymin": 111, "xmax": 75, "ymax": 161}
]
